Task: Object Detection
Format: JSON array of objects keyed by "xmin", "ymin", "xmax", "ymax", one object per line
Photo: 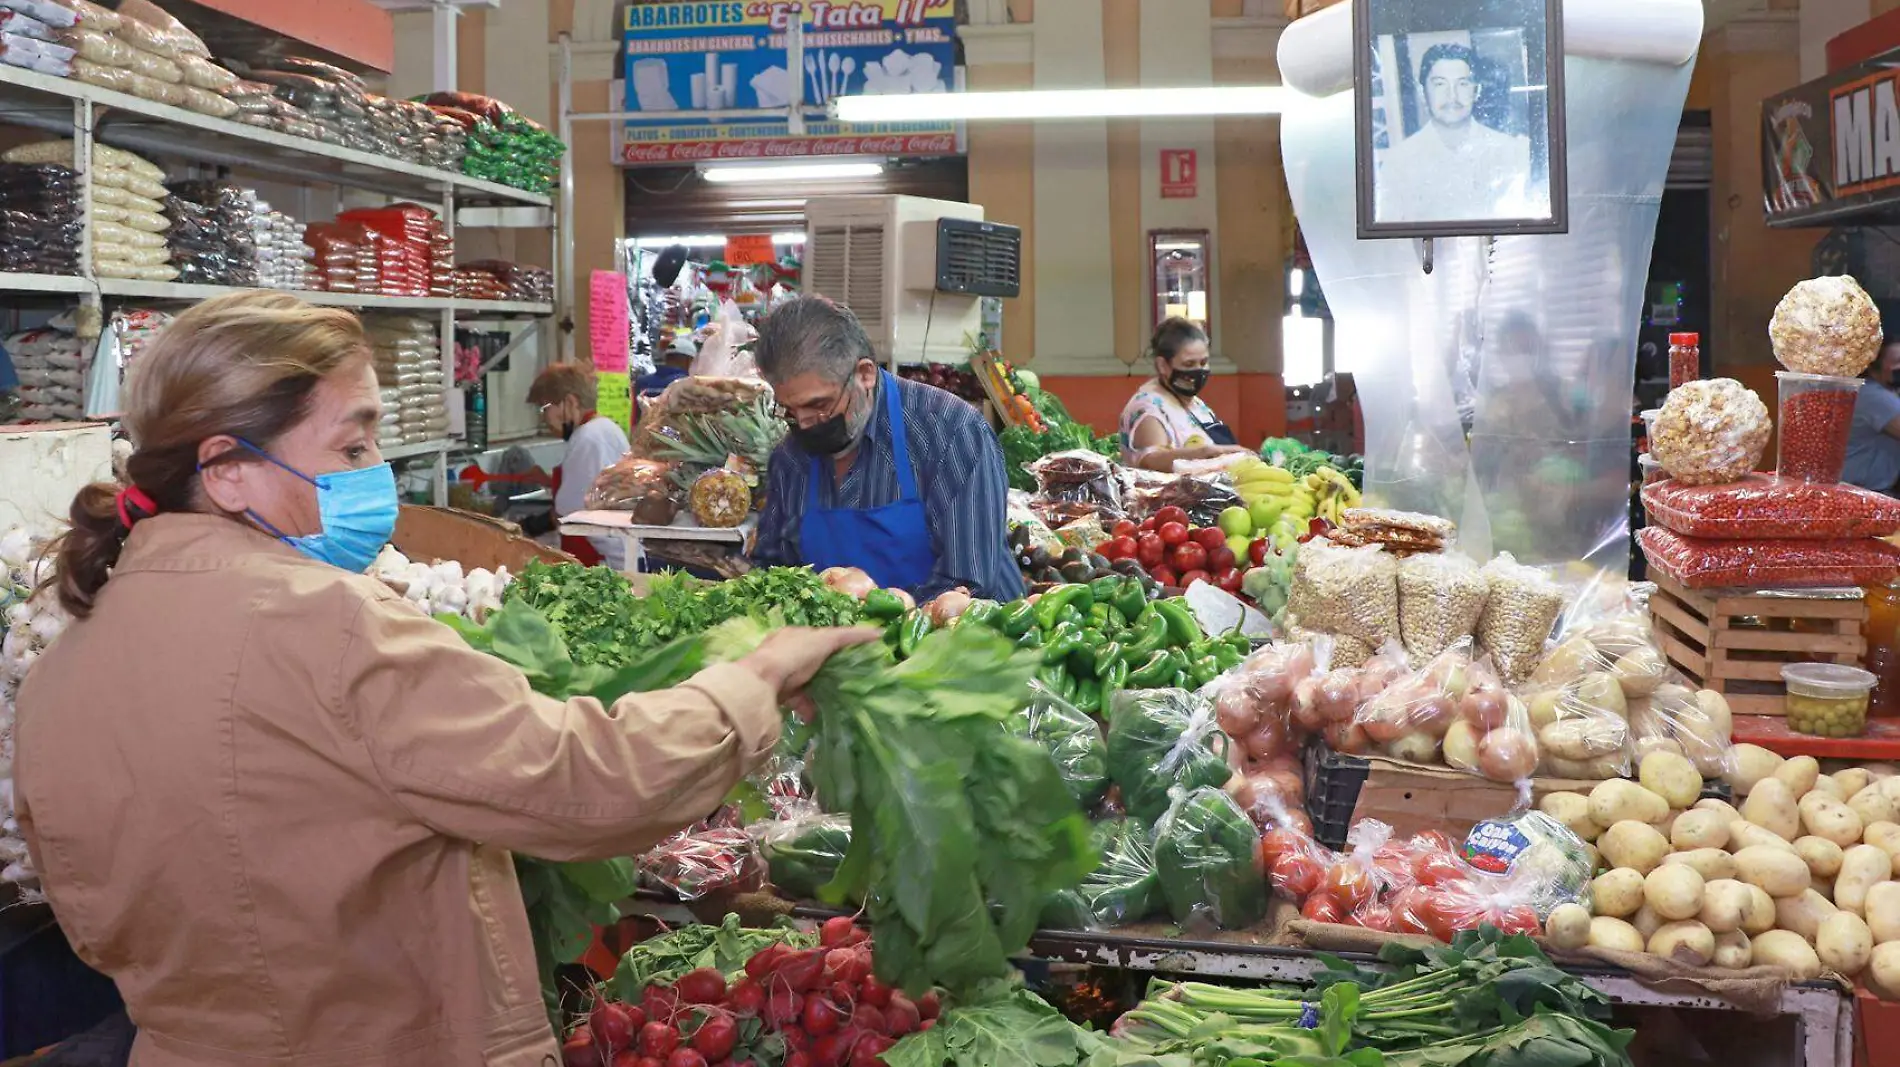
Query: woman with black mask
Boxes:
[{"xmin": 1119, "ymin": 317, "xmax": 1248, "ymax": 471}]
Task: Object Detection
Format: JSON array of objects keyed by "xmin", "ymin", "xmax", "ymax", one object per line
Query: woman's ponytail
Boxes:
[{"xmin": 48, "ymin": 482, "xmax": 132, "ymax": 618}]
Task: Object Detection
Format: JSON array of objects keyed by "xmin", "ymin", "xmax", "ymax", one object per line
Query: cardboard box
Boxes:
[
  {"xmin": 390, "ymin": 505, "xmax": 576, "ymax": 574},
  {"xmin": 1348, "ymin": 758, "xmax": 1599, "ymax": 843},
  {"xmin": 0, "ymin": 422, "xmax": 114, "ymax": 534}
]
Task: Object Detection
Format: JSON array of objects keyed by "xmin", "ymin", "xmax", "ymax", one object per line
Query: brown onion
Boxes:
[
  {"xmin": 1246, "ymin": 721, "xmax": 1290, "ymax": 760},
  {"xmin": 1461, "ymin": 687, "xmax": 1508, "ymax": 731},
  {"xmin": 820, "ymin": 566, "xmax": 879, "ymax": 600},
  {"xmin": 1407, "ymin": 693, "xmax": 1457, "ymax": 736},
  {"xmin": 1215, "ymin": 687, "xmax": 1263, "ymax": 738},
  {"xmin": 924, "ymin": 588, "xmax": 973, "ymax": 626},
  {"xmin": 1318, "ymin": 671, "xmax": 1359, "ymax": 723},
  {"xmin": 1256, "ymin": 669, "xmax": 1294, "ymax": 707},
  {"xmin": 1291, "ymin": 676, "xmax": 1328, "ymax": 732},
  {"xmin": 1477, "ymin": 728, "xmax": 1539, "ymax": 783},
  {"xmin": 1326, "ymin": 719, "xmax": 1371, "ymax": 754}
]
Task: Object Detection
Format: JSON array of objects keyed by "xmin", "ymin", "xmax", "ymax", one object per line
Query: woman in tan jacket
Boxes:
[{"xmin": 15, "ymin": 291, "xmax": 874, "ymax": 1066}]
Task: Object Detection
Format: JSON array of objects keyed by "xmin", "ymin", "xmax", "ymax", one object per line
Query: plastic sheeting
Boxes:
[{"xmin": 1283, "ymin": 54, "xmax": 1695, "ymax": 591}]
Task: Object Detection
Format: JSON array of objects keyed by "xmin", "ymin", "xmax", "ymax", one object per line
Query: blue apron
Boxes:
[{"xmin": 799, "ymin": 372, "xmax": 937, "ymax": 590}]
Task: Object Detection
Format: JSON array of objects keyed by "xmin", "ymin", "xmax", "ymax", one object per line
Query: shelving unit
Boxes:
[{"xmin": 0, "ymin": 63, "xmax": 557, "ymax": 504}]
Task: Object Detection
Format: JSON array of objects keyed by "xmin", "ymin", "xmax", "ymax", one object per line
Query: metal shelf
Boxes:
[
  {"xmin": 0, "ymin": 272, "xmax": 91, "ymax": 294},
  {"xmin": 89, "ymin": 279, "xmax": 550, "ymax": 317},
  {"xmin": 383, "ymin": 438, "xmax": 455, "ymax": 461}
]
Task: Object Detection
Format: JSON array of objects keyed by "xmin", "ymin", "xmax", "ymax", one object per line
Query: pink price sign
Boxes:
[{"xmin": 589, "ymin": 271, "xmax": 631, "ymax": 374}]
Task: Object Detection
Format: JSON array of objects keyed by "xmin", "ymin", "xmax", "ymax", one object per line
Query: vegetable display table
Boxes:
[
  {"xmin": 558, "ymin": 510, "xmax": 753, "ymax": 574},
  {"xmin": 1732, "ymin": 714, "xmax": 1900, "ymax": 761}
]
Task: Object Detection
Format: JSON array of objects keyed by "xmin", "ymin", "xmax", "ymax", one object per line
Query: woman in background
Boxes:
[{"xmin": 1119, "ymin": 317, "xmax": 1248, "ymax": 472}]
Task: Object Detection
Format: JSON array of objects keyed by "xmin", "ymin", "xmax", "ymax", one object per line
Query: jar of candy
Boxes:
[{"xmin": 1668, "ymin": 332, "xmax": 1701, "ymax": 390}]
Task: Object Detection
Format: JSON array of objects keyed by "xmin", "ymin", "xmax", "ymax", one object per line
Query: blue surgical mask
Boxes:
[{"xmin": 235, "ymin": 440, "xmax": 399, "ymax": 573}]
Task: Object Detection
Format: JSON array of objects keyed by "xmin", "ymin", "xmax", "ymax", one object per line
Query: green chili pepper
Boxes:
[
  {"xmin": 1124, "ymin": 610, "xmax": 1170, "ymax": 658},
  {"xmin": 1112, "ymin": 577, "xmax": 1148, "ymax": 623},
  {"xmin": 1189, "ymin": 655, "xmax": 1221, "ymax": 687},
  {"xmin": 1001, "ymin": 600, "xmax": 1038, "ymax": 637},
  {"xmin": 1153, "ymin": 599, "xmax": 1203, "ymax": 647},
  {"xmin": 1033, "ymin": 583, "xmax": 1093, "ymax": 631},
  {"xmin": 1127, "ymin": 649, "xmax": 1175, "ymax": 688},
  {"xmin": 1042, "ymin": 624, "xmax": 1084, "ymax": 665},
  {"xmin": 862, "ymin": 588, "xmax": 906, "ymax": 621},
  {"xmin": 1223, "ymin": 628, "xmax": 1253, "ymax": 654},
  {"xmin": 1087, "ymin": 603, "xmax": 1115, "ymax": 633},
  {"xmin": 1057, "ymin": 605, "xmax": 1085, "ymax": 630},
  {"xmin": 883, "ymin": 616, "xmax": 904, "ymax": 647},
  {"xmin": 1015, "ymin": 626, "xmax": 1045, "ymax": 650},
  {"xmin": 1102, "ymin": 658, "xmax": 1130, "ymax": 696},
  {"xmin": 1073, "ymin": 679, "xmax": 1101, "ymax": 716},
  {"xmin": 1057, "ymin": 670, "xmax": 1078, "ymax": 702},
  {"xmin": 897, "ymin": 609, "xmax": 933, "ymax": 658},
  {"xmin": 1037, "ymin": 664, "xmax": 1068, "ymax": 690},
  {"xmin": 959, "ymin": 600, "xmax": 1003, "ymax": 630},
  {"xmin": 1212, "ymin": 643, "xmax": 1244, "ymax": 671},
  {"xmin": 1093, "ymin": 640, "xmax": 1125, "ymax": 673},
  {"xmin": 1089, "ymin": 575, "xmax": 1124, "ymax": 609}
]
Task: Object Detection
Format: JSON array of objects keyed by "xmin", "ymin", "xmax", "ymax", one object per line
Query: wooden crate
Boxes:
[{"xmin": 1648, "ymin": 575, "xmax": 1867, "ymax": 716}]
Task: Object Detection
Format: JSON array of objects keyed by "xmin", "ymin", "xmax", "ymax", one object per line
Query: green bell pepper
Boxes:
[
  {"xmin": 1152, "ymin": 598, "xmax": 1203, "ymax": 647},
  {"xmin": 1042, "ymin": 624, "xmax": 1085, "ymax": 665},
  {"xmin": 1089, "ymin": 575, "xmax": 1124, "ymax": 609},
  {"xmin": 959, "ymin": 599, "xmax": 1003, "ymax": 630},
  {"xmin": 1001, "ymin": 600, "xmax": 1038, "ymax": 637},
  {"xmin": 1212, "ymin": 642, "xmax": 1245, "ymax": 671},
  {"xmin": 1124, "ymin": 609, "xmax": 1170, "ymax": 659},
  {"xmin": 1127, "ymin": 649, "xmax": 1175, "ymax": 689},
  {"xmin": 1101, "ymin": 658, "xmax": 1130, "ymax": 698},
  {"xmin": 1016, "ymin": 626, "xmax": 1045, "ymax": 650},
  {"xmin": 1034, "ymin": 584, "xmax": 1094, "ymax": 631},
  {"xmin": 1073, "ymin": 678, "xmax": 1101, "ymax": 716},
  {"xmin": 896, "ymin": 609, "xmax": 933, "ymax": 658},
  {"xmin": 862, "ymin": 588, "xmax": 907, "ymax": 621},
  {"xmin": 1112, "ymin": 577, "xmax": 1148, "ymax": 623},
  {"xmin": 1188, "ymin": 654, "xmax": 1221, "ymax": 687}
]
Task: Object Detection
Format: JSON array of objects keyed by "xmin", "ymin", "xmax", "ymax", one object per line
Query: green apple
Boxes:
[
  {"xmin": 1226, "ymin": 533, "xmax": 1252, "ymax": 560},
  {"xmin": 1250, "ymin": 497, "xmax": 1285, "ymax": 529},
  {"xmin": 1218, "ymin": 505, "xmax": 1254, "ymax": 538}
]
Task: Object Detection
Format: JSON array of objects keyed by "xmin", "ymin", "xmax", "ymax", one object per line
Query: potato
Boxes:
[
  {"xmin": 1881, "ymin": 776, "xmax": 1900, "ymax": 806},
  {"xmin": 1743, "ymin": 884, "xmax": 1778, "ymax": 934},
  {"xmin": 1672, "ymin": 809, "xmax": 1730, "ymax": 851},
  {"xmin": 1633, "ymin": 735, "xmax": 1684, "ymax": 762},
  {"xmin": 1639, "ymin": 750, "xmax": 1703, "ymax": 809},
  {"xmin": 1755, "ymin": 929, "xmax": 1824, "ymax": 979},
  {"xmin": 1613, "ymin": 647, "xmax": 1667, "ymax": 698},
  {"xmin": 1801, "ymin": 801, "xmax": 1865, "ymax": 848},
  {"xmin": 1867, "ymin": 882, "xmax": 1900, "ymax": 945},
  {"xmin": 1776, "ymin": 889, "xmax": 1838, "ymax": 941},
  {"xmin": 1656, "ymin": 809, "xmax": 1683, "ymax": 843},
  {"xmin": 1663, "ymin": 848, "xmax": 1737, "ymax": 882},
  {"xmin": 1540, "ymin": 719, "xmax": 1625, "ymax": 763},
  {"xmin": 1644, "ymin": 864, "xmax": 1706, "ymax": 921},
  {"xmin": 1820, "ymin": 911, "xmax": 1874, "ymax": 976},
  {"xmin": 1869, "ymin": 942, "xmax": 1900, "ymax": 999},
  {"xmin": 1835, "ymin": 768, "xmax": 1875, "ymax": 801},
  {"xmin": 1590, "ymin": 780, "xmax": 1669, "ymax": 829},
  {"xmin": 1806, "ymin": 775, "xmax": 1846, "ymax": 804},
  {"xmin": 1631, "ymin": 903, "xmax": 1665, "ymax": 940},
  {"xmin": 1531, "ymin": 637, "xmax": 1598, "ymax": 687},
  {"xmin": 1575, "ymin": 672, "xmax": 1629, "ymax": 718},
  {"xmin": 1598, "ymin": 821, "xmax": 1671, "ymax": 875},
  {"xmin": 1850, "ymin": 788, "xmax": 1899, "ymax": 830},
  {"xmin": 1591, "ymin": 867, "xmax": 1647, "ymax": 917},
  {"xmin": 1588, "ymin": 916, "xmax": 1646, "ymax": 953},
  {"xmin": 1713, "ymin": 930, "xmax": 1753, "ymax": 969},
  {"xmin": 1734, "ymin": 845, "xmax": 1812, "ymax": 898},
  {"xmin": 1742, "ymin": 778, "xmax": 1801, "ymax": 841},
  {"xmin": 1835, "ymin": 844, "xmax": 1894, "ymax": 916},
  {"xmin": 1775, "ymin": 755, "xmax": 1822, "ymax": 798},
  {"xmin": 1696, "ymin": 689, "xmax": 1733, "ymax": 734},
  {"xmin": 1525, "ymin": 688, "xmax": 1562, "ymax": 732},
  {"xmin": 1544, "ymin": 902, "xmax": 1591, "ymax": 951},
  {"xmin": 1865, "ymin": 821, "xmax": 1900, "ymax": 862},
  {"xmin": 1538, "ymin": 791, "xmax": 1600, "ymax": 842},
  {"xmin": 1649, "ymin": 920, "xmax": 1715, "ymax": 965},
  {"xmin": 1700, "ymin": 879, "xmax": 1753, "ymax": 934},
  {"xmin": 1817, "ymin": 876, "xmax": 1836, "ymax": 901},
  {"xmin": 1728, "ymin": 821, "xmax": 1798, "ymax": 854},
  {"xmin": 1696, "ymin": 797, "xmax": 1743, "ymax": 823},
  {"xmin": 1727, "ymin": 744, "xmax": 1783, "ymax": 797},
  {"xmin": 1794, "ymin": 836, "xmax": 1845, "ymax": 879}
]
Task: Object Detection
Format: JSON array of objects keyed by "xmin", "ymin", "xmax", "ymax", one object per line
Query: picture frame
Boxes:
[{"xmin": 1352, "ymin": 0, "xmax": 1567, "ymax": 239}]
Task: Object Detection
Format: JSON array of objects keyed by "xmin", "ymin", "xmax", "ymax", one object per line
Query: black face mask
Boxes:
[
  {"xmin": 560, "ymin": 417, "xmax": 579, "ymax": 442},
  {"xmin": 793, "ymin": 380, "xmax": 870, "ymax": 456},
  {"xmin": 1167, "ymin": 367, "xmax": 1211, "ymax": 398}
]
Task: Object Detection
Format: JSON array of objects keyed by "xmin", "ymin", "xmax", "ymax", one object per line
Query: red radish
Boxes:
[
  {"xmin": 562, "ymin": 1028, "xmax": 598, "ymax": 1067},
  {"xmin": 765, "ymin": 988, "xmax": 804, "ymax": 1029},
  {"xmin": 691, "ymin": 1015, "xmax": 738, "ymax": 1061},
  {"xmin": 643, "ymin": 985, "xmax": 680, "ymax": 1025},
  {"xmin": 916, "ymin": 992, "xmax": 941, "ymax": 1020},
  {"xmin": 746, "ymin": 943, "xmax": 790, "ymax": 980},
  {"xmin": 590, "ymin": 1002, "xmax": 639, "ymax": 1054},
  {"xmin": 664, "ymin": 1051, "xmax": 707, "ymax": 1067},
  {"xmin": 729, "ymin": 978, "xmax": 766, "ymax": 1016},
  {"xmin": 781, "ymin": 1026, "xmax": 811, "ymax": 1051},
  {"xmin": 819, "ymin": 916, "xmax": 858, "ymax": 948},
  {"xmin": 884, "ymin": 994, "xmax": 920, "ymax": 1035},
  {"xmin": 611, "ymin": 1053, "xmax": 642, "ymax": 1067},
  {"xmin": 858, "ymin": 979, "xmax": 892, "ymax": 1008},
  {"xmin": 829, "ymin": 980, "xmax": 857, "ymax": 1005},
  {"xmin": 850, "ymin": 1035, "xmax": 896, "ymax": 1067},
  {"xmin": 919, "ymin": 1019, "xmax": 935, "ymax": 1032},
  {"xmin": 676, "ymin": 968, "xmax": 727, "ymax": 1005},
  {"xmin": 637, "ymin": 1022, "xmax": 680, "ymax": 1058},
  {"xmin": 825, "ymin": 948, "xmax": 871, "ymax": 985},
  {"xmin": 803, "ymin": 994, "xmax": 845, "ymax": 1036},
  {"xmin": 636, "ymin": 1059, "xmax": 664, "ymax": 1067},
  {"xmin": 851, "ymin": 1002, "xmax": 887, "ymax": 1032},
  {"xmin": 777, "ymin": 948, "xmax": 828, "ymax": 992},
  {"xmin": 785, "ymin": 1055, "xmax": 814, "ymax": 1067},
  {"xmin": 812, "ymin": 1034, "xmax": 849, "ymax": 1067}
]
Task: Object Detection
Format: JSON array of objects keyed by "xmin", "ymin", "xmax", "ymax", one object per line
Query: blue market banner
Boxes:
[{"xmin": 620, "ymin": 1, "xmax": 961, "ymax": 165}]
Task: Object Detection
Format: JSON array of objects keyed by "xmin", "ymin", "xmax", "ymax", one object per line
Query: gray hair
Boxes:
[{"xmin": 754, "ymin": 295, "xmax": 874, "ymax": 383}]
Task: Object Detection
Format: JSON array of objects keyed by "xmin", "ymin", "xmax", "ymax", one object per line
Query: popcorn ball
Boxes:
[
  {"xmin": 1652, "ymin": 378, "xmax": 1771, "ymax": 486},
  {"xmin": 1769, "ymin": 275, "xmax": 1884, "ymax": 377}
]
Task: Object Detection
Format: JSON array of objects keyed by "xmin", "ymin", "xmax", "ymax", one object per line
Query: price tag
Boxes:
[
  {"xmin": 724, "ymin": 235, "xmax": 775, "ymax": 266},
  {"xmin": 596, "ymin": 371, "xmax": 632, "ymax": 434},
  {"xmin": 588, "ymin": 271, "xmax": 631, "ymax": 374}
]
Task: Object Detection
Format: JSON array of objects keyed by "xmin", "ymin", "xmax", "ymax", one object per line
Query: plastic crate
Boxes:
[
  {"xmin": 0, "ymin": 905, "xmax": 123, "ymax": 1056},
  {"xmin": 1300, "ymin": 739, "xmax": 1734, "ymax": 853}
]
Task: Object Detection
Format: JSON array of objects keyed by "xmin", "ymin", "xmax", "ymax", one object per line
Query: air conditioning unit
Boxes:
[{"xmin": 804, "ymin": 195, "xmax": 1021, "ymax": 365}]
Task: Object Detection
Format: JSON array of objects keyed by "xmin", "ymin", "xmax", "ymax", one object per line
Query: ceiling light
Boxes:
[
  {"xmin": 834, "ymin": 86, "xmax": 1292, "ymax": 123},
  {"xmin": 700, "ymin": 162, "xmax": 884, "ymax": 184},
  {"xmin": 629, "ymin": 235, "xmax": 725, "ymax": 249}
]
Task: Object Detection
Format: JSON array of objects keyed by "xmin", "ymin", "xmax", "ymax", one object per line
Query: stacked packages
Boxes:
[
  {"xmin": 0, "ymin": 162, "xmax": 79, "ymax": 275},
  {"xmin": 366, "ymin": 315, "xmax": 448, "ymax": 449},
  {"xmin": 249, "ymin": 200, "xmax": 308, "ymax": 290},
  {"xmin": 0, "ymin": 8, "xmax": 78, "ymax": 76},
  {"xmin": 456, "ymin": 260, "xmax": 552, "ymax": 304},
  {"xmin": 336, "ymin": 203, "xmax": 446, "ymax": 298},
  {"xmin": 422, "ymin": 92, "xmax": 563, "ymax": 194},
  {"xmin": 241, "ymin": 59, "xmax": 465, "ymax": 168},
  {"xmin": 1641, "ymin": 275, "xmax": 1900, "ymax": 588},
  {"xmin": 6, "ymin": 140, "xmax": 174, "ymax": 281},
  {"xmin": 165, "ymin": 179, "xmax": 255, "ymax": 287},
  {"xmin": 6, "ymin": 312, "xmax": 86, "ymax": 421},
  {"xmin": 50, "ymin": 0, "xmax": 240, "ymax": 118}
]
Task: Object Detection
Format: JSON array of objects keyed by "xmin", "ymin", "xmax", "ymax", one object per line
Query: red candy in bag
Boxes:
[
  {"xmin": 1638, "ymin": 526, "xmax": 1900, "ymax": 589},
  {"xmin": 1642, "ymin": 473, "xmax": 1900, "ymax": 540}
]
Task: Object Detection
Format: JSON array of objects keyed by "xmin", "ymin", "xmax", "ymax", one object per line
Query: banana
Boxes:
[{"xmin": 1240, "ymin": 465, "xmax": 1294, "ymax": 484}]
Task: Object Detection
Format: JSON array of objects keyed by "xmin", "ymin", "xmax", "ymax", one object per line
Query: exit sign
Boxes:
[{"xmin": 1161, "ymin": 149, "xmax": 1198, "ymax": 199}]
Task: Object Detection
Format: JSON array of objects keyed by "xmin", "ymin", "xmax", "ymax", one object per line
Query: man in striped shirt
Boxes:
[{"xmin": 751, "ymin": 296, "xmax": 1024, "ymax": 603}]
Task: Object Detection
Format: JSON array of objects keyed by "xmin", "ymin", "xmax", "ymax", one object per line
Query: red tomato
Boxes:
[
  {"xmin": 1106, "ymin": 536, "xmax": 1138, "ymax": 560},
  {"xmin": 1258, "ymin": 829, "xmax": 1306, "ymax": 873},
  {"xmin": 1371, "ymin": 851, "xmax": 1415, "ymax": 890},
  {"xmin": 1323, "ymin": 862, "xmax": 1374, "ymax": 911},
  {"xmin": 1136, "ymin": 533, "xmax": 1166, "ymax": 566},
  {"xmin": 1111, "ymin": 519, "xmax": 1139, "ymax": 538},
  {"xmin": 1179, "ymin": 570, "xmax": 1211, "ymax": 589},
  {"xmin": 1158, "ymin": 521, "xmax": 1190, "ymax": 546},
  {"xmin": 1421, "ymin": 894, "xmax": 1467, "ymax": 942},
  {"xmin": 1217, "ymin": 570, "xmax": 1246, "ymax": 594},
  {"xmin": 1301, "ymin": 893, "xmax": 1345, "ymax": 924},
  {"xmin": 1411, "ymin": 830, "xmax": 1457, "ymax": 854},
  {"xmin": 1206, "ymin": 546, "xmax": 1237, "ymax": 574},
  {"xmin": 1413, "ymin": 853, "xmax": 1469, "ymax": 888},
  {"xmin": 1151, "ymin": 564, "xmax": 1179, "ymax": 587},
  {"xmin": 1271, "ymin": 852, "xmax": 1325, "ymax": 898},
  {"xmin": 1496, "ymin": 905, "xmax": 1542, "ymax": 936},
  {"xmin": 1389, "ymin": 888, "xmax": 1434, "ymax": 936},
  {"xmin": 1248, "ymin": 538, "xmax": 1270, "ymax": 566},
  {"xmin": 1154, "ymin": 506, "xmax": 1190, "ymax": 529},
  {"xmin": 1192, "ymin": 527, "xmax": 1227, "ymax": 551},
  {"xmin": 1172, "ymin": 542, "xmax": 1207, "ymax": 572},
  {"xmin": 1356, "ymin": 905, "xmax": 1394, "ymax": 932},
  {"xmin": 1138, "ymin": 516, "xmax": 1157, "ymax": 533}
]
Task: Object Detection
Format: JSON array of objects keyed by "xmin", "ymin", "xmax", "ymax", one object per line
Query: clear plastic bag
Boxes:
[
  {"xmin": 1524, "ymin": 671, "xmax": 1632, "ymax": 780},
  {"xmin": 638, "ymin": 826, "xmax": 764, "ymax": 901},
  {"xmin": 1029, "ymin": 448, "xmax": 1124, "ymax": 519},
  {"xmin": 1638, "ymin": 526, "xmax": 1900, "ymax": 589},
  {"xmin": 1151, "ymin": 785, "xmax": 1269, "ymax": 931},
  {"xmin": 1070, "ymin": 817, "xmax": 1162, "ymax": 928},
  {"xmin": 753, "ymin": 812, "xmax": 850, "ymax": 901},
  {"xmin": 583, "ymin": 454, "xmax": 680, "ymax": 525},
  {"xmin": 1475, "ymin": 553, "xmax": 1565, "ymax": 685},
  {"xmin": 1010, "ymin": 682, "xmax": 1110, "ymax": 808},
  {"xmin": 1355, "ymin": 639, "xmax": 1471, "ymax": 766},
  {"xmin": 1770, "ymin": 275, "xmax": 1883, "ymax": 378},
  {"xmin": 1397, "ymin": 551, "xmax": 1489, "ymax": 659},
  {"xmin": 1286, "ymin": 538, "xmax": 1400, "ymax": 648},
  {"xmin": 1652, "ymin": 378, "xmax": 1772, "ymax": 487},
  {"xmin": 1633, "ymin": 676, "xmax": 1735, "ymax": 778},
  {"xmin": 1642, "ymin": 473, "xmax": 1900, "ymax": 540},
  {"xmin": 1105, "ymin": 687, "xmax": 1233, "ymax": 824}
]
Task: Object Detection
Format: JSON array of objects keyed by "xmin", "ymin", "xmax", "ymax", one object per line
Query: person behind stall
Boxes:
[
  {"xmin": 638, "ymin": 334, "xmax": 697, "ymax": 401},
  {"xmin": 1844, "ymin": 337, "xmax": 1900, "ymax": 493},
  {"xmin": 524, "ymin": 362, "xmax": 630, "ymax": 568},
  {"xmin": 1120, "ymin": 316, "xmax": 1250, "ymax": 471},
  {"xmin": 750, "ymin": 295, "xmax": 1024, "ymax": 603},
  {"xmin": 13, "ymin": 291, "xmax": 877, "ymax": 1064}
]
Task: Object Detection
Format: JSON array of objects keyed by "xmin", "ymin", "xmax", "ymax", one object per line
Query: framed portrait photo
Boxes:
[{"xmin": 1353, "ymin": 0, "xmax": 1567, "ymax": 239}]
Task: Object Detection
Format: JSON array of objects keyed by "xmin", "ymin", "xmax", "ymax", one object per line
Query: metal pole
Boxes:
[
  {"xmin": 558, "ymin": 32, "xmax": 575, "ymax": 363},
  {"xmin": 432, "ymin": 0, "xmax": 458, "ymax": 94},
  {"xmin": 787, "ymin": 18, "xmax": 805, "ymax": 137}
]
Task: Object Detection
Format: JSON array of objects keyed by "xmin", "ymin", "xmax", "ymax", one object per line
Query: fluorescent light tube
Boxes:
[
  {"xmin": 700, "ymin": 162, "xmax": 884, "ymax": 183},
  {"xmin": 834, "ymin": 86, "xmax": 1292, "ymax": 123}
]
